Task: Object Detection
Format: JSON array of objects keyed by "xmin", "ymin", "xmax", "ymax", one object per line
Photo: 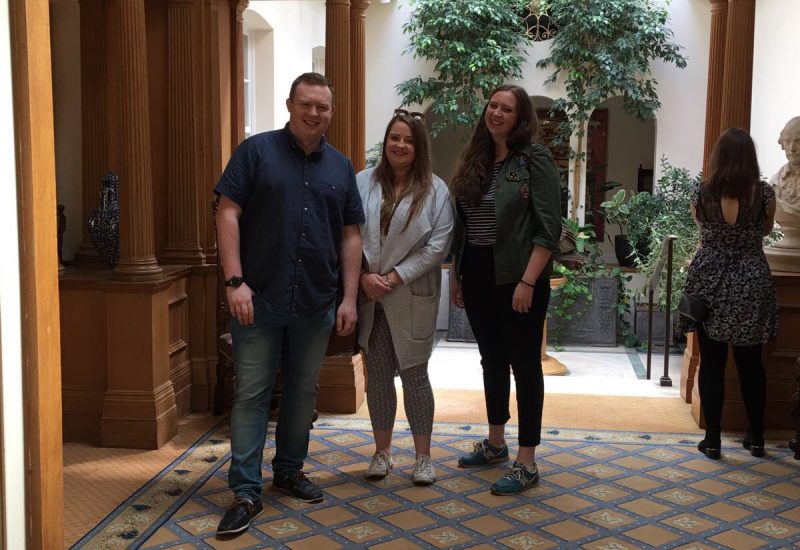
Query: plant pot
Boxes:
[
  {"xmin": 547, "ymin": 276, "xmax": 618, "ymax": 346},
  {"xmin": 614, "ymin": 235, "xmax": 636, "ymax": 267}
]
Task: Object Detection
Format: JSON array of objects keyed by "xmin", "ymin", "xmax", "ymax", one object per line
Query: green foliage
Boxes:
[
  {"xmin": 537, "ymin": 0, "xmax": 687, "ymax": 147},
  {"xmin": 633, "ymin": 158, "xmax": 700, "ymax": 310},
  {"xmin": 600, "ymin": 188, "xmax": 632, "ymax": 234},
  {"xmin": 365, "ymin": 141, "xmax": 383, "ymax": 168},
  {"xmin": 396, "ymin": 0, "xmax": 530, "ymax": 137}
]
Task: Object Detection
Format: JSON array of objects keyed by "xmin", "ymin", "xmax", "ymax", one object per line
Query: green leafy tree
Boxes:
[
  {"xmin": 396, "ymin": 0, "xmax": 530, "ymax": 137},
  {"xmin": 537, "ymin": 0, "xmax": 687, "ymax": 219}
]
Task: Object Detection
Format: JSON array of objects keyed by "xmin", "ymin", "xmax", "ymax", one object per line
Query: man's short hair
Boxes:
[{"xmin": 289, "ymin": 72, "xmax": 335, "ymax": 105}]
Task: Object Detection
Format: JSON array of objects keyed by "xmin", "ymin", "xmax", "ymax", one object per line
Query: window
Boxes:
[
  {"xmin": 312, "ymin": 46, "xmax": 325, "ymax": 75},
  {"xmin": 243, "ymin": 33, "xmax": 254, "ymax": 137}
]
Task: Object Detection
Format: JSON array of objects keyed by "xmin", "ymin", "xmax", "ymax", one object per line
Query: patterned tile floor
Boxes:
[{"xmin": 73, "ymin": 418, "xmax": 800, "ymax": 549}]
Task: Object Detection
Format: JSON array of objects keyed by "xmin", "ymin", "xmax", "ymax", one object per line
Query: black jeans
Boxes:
[
  {"xmin": 697, "ymin": 327, "xmax": 766, "ymax": 439},
  {"xmin": 461, "ymin": 245, "xmax": 550, "ymax": 447}
]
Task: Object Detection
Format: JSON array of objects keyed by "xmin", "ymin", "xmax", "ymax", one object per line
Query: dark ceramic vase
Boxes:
[
  {"xmin": 614, "ymin": 235, "xmax": 636, "ymax": 267},
  {"xmin": 88, "ymin": 172, "xmax": 120, "ymax": 268}
]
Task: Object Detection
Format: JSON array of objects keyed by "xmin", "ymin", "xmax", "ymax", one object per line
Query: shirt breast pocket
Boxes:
[{"xmin": 314, "ymin": 180, "xmax": 346, "ymax": 207}]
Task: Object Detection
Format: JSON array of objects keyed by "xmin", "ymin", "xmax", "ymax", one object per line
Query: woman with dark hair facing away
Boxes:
[
  {"xmin": 357, "ymin": 110, "xmax": 454, "ymax": 485},
  {"xmin": 449, "ymin": 85, "xmax": 561, "ymax": 495},
  {"xmin": 680, "ymin": 128, "xmax": 778, "ymax": 460}
]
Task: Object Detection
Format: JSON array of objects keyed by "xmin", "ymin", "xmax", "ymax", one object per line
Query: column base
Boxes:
[
  {"xmin": 101, "ymin": 382, "xmax": 178, "ymax": 449},
  {"xmin": 113, "ymin": 257, "xmax": 164, "ymax": 281}
]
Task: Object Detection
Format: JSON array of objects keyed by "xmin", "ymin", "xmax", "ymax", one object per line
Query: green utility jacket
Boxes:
[{"xmin": 452, "ymin": 143, "xmax": 562, "ymax": 285}]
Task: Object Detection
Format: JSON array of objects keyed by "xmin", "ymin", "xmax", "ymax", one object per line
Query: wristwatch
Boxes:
[{"xmin": 224, "ymin": 276, "xmax": 244, "ymax": 288}]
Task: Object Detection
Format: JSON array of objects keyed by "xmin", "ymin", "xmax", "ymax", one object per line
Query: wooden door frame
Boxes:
[{"xmin": 9, "ymin": 0, "xmax": 64, "ymax": 547}]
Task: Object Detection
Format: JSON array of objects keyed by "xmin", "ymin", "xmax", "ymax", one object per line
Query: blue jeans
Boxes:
[{"xmin": 228, "ymin": 297, "xmax": 335, "ymax": 500}]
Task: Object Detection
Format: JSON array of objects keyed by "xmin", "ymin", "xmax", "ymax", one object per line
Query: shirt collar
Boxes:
[{"xmin": 284, "ymin": 123, "xmax": 326, "ymax": 159}]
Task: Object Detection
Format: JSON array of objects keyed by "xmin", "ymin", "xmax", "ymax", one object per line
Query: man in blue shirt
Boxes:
[{"xmin": 215, "ymin": 72, "xmax": 364, "ymax": 536}]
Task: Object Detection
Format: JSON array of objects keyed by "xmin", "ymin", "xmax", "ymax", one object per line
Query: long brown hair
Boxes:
[
  {"xmin": 451, "ymin": 85, "xmax": 537, "ymax": 206},
  {"xmin": 704, "ymin": 127, "xmax": 760, "ymax": 200},
  {"xmin": 372, "ymin": 114, "xmax": 433, "ymax": 233}
]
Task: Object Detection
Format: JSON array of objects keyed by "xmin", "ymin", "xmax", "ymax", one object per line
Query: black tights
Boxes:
[{"xmin": 697, "ymin": 327, "xmax": 766, "ymax": 443}]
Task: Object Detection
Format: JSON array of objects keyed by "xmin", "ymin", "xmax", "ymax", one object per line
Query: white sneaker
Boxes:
[
  {"xmin": 366, "ymin": 450, "xmax": 393, "ymax": 480},
  {"xmin": 411, "ymin": 454, "xmax": 436, "ymax": 485}
]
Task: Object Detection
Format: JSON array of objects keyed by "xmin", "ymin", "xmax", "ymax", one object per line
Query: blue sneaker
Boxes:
[
  {"xmin": 490, "ymin": 461, "xmax": 539, "ymax": 495},
  {"xmin": 458, "ymin": 438, "xmax": 509, "ymax": 468}
]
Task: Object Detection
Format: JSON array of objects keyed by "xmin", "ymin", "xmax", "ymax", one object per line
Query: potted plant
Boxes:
[
  {"xmin": 600, "ymin": 188, "xmax": 642, "ymax": 267},
  {"xmin": 549, "ymin": 219, "xmax": 635, "ymax": 348}
]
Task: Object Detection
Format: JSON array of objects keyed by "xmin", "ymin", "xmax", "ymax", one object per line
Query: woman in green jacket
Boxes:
[{"xmin": 450, "ymin": 84, "xmax": 561, "ymax": 496}]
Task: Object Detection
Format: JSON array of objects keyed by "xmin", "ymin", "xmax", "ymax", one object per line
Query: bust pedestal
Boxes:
[{"xmin": 765, "ymin": 202, "xmax": 800, "ymax": 272}]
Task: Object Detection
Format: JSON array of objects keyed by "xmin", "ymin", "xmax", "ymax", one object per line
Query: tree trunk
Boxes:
[{"xmin": 571, "ymin": 120, "xmax": 586, "ymax": 220}]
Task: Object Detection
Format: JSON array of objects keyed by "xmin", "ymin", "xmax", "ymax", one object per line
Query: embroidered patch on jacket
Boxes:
[
  {"xmin": 519, "ymin": 183, "xmax": 530, "ymax": 200},
  {"xmin": 516, "ymin": 155, "xmax": 529, "ymax": 168},
  {"xmin": 507, "ymin": 171, "xmax": 520, "ymax": 182}
]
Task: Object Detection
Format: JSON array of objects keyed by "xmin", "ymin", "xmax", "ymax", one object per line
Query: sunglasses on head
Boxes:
[{"xmin": 394, "ymin": 108, "xmax": 425, "ymax": 120}]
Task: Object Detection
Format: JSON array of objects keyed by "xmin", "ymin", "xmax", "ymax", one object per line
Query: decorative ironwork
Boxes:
[{"xmin": 523, "ymin": 1, "xmax": 558, "ymax": 42}]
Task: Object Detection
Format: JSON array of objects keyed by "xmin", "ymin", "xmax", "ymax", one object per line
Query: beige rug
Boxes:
[{"xmin": 343, "ymin": 388, "xmax": 705, "ymax": 434}]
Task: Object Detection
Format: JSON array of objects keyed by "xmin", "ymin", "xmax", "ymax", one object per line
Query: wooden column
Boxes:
[
  {"xmin": 76, "ymin": 0, "xmax": 107, "ymax": 263},
  {"xmin": 9, "ymin": 0, "xmax": 65, "ymax": 545},
  {"xmin": 702, "ymin": 0, "xmax": 728, "ymax": 175},
  {"xmin": 349, "ymin": 0, "xmax": 370, "ymax": 172},
  {"xmin": 162, "ymin": 0, "xmax": 205, "ymax": 264},
  {"xmin": 230, "ymin": 0, "xmax": 248, "ymax": 151},
  {"xmin": 106, "ymin": 0, "xmax": 163, "ymax": 281},
  {"xmin": 202, "ymin": 0, "xmax": 223, "ymax": 262},
  {"xmin": 719, "ymin": 0, "xmax": 755, "ymax": 131},
  {"xmin": 325, "ymin": 0, "xmax": 352, "ymax": 158}
]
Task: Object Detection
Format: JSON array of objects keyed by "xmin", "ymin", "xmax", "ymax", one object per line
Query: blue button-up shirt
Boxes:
[{"xmin": 215, "ymin": 126, "xmax": 365, "ymax": 317}]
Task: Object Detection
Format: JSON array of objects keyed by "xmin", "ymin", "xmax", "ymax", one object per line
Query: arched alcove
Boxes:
[{"xmin": 590, "ymin": 96, "xmax": 657, "ymax": 262}]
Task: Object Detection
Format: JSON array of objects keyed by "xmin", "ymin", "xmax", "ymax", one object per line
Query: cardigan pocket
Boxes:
[{"xmin": 410, "ymin": 294, "xmax": 437, "ymax": 341}]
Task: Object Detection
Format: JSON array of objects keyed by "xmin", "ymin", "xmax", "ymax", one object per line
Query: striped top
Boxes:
[{"xmin": 459, "ymin": 162, "xmax": 502, "ymax": 246}]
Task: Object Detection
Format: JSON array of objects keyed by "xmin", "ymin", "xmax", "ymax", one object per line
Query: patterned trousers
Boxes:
[{"xmin": 366, "ymin": 307, "xmax": 434, "ymax": 436}]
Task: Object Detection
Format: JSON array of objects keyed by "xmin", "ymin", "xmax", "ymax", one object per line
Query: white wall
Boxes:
[
  {"xmin": 244, "ymin": 10, "xmax": 275, "ymax": 133},
  {"xmin": 751, "ymin": 0, "xmax": 800, "ymax": 178},
  {"xmin": 247, "ymin": 1, "xmax": 325, "ymax": 132},
  {"xmin": 0, "ymin": 4, "xmax": 28, "ymax": 548},
  {"xmin": 50, "ymin": 0, "xmax": 82, "ymax": 262},
  {"xmin": 650, "ymin": 0, "xmax": 710, "ymax": 179},
  {"xmin": 365, "ymin": 0, "xmax": 436, "ymax": 151}
]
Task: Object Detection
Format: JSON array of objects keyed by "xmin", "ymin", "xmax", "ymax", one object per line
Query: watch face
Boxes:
[{"xmin": 226, "ymin": 276, "xmax": 243, "ymax": 287}]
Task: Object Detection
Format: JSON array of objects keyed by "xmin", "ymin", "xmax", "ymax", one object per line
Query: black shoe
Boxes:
[
  {"xmin": 743, "ymin": 432, "xmax": 765, "ymax": 457},
  {"xmin": 217, "ymin": 496, "xmax": 263, "ymax": 536},
  {"xmin": 698, "ymin": 438, "xmax": 721, "ymax": 460},
  {"xmin": 273, "ymin": 470, "xmax": 323, "ymax": 503}
]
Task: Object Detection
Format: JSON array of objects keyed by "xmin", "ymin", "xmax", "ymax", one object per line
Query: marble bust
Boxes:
[
  {"xmin": 766, "ymin": 116, "xmax": 800, "ymax": 272},
  {"xmin": 772, "ymin": 117, "xmax": 800, "ymax": 216}
]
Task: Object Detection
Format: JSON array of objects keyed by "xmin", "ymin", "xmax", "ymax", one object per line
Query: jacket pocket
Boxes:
[{"xmin": 410, "ymin": 294, "xmax": 438, "ymax": 341}]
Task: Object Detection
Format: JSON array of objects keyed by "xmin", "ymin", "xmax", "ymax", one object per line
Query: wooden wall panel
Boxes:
[{"xmin": 9, "ymin": 0, "xmax": 65, "ymax": 545}]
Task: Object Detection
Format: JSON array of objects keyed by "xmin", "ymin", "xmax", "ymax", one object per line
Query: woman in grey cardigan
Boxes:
[{"xmin": 357, "ymin": 110, "xmax": 453, "ymax": 485}]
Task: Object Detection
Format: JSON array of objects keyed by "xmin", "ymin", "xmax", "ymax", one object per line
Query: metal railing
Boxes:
[{"xmin": 644, "ymin": 235, "xmax": 678, "ymax": 386}]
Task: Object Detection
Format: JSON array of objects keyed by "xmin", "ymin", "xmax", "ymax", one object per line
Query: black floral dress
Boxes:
[{"xmin": 679, "ymin": 181, "xmax": 778, "ymax": 346}]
